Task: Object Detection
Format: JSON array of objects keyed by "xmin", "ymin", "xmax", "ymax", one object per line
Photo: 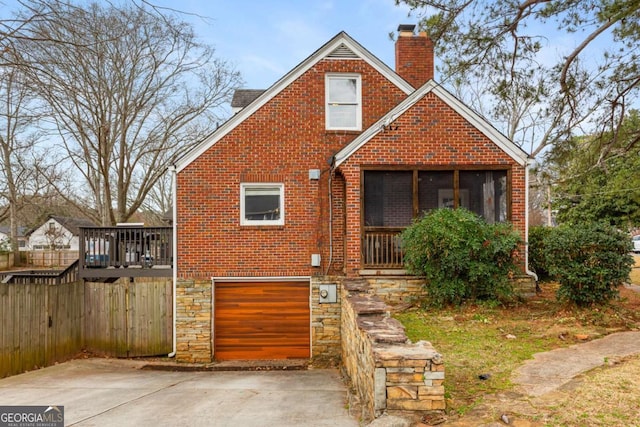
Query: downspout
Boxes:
[
  {"xmin": 524, "ymin": 160, "xmax": 539, "ymax": 283},
  {"xmin": 168, "ymin": 165, "xmax": 178, "ymax": 358},
  {"xmin": 324, "ymin": 157, "xmax": 336, "ymax": 276}
]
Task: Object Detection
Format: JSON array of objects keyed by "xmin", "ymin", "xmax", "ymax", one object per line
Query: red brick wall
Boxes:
[
  {"xmin": 177, "ymin": 59, "xmax": 526, "ymax": 279},
  {"xmin": 176, "ymin": 58, "xmax": 407, "ymax": 279},
  {"xmin": 338, "ymin": 92, "xmax": 527, "ymax": 276}
]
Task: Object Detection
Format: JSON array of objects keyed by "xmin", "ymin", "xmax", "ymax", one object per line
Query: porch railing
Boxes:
[{"xmin": 362, "ymin": 229, "xmax": 404, "ymax": 269}]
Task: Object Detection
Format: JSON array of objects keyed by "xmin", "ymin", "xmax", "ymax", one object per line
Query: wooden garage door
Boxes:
[{"xmin": 214, "ymin": 281, "xmax": 310, "ymax": 360}]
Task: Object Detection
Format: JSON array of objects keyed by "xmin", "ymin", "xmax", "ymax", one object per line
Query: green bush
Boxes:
[
  {"xmin": 543, "ymin": 222, "xmax": 633, "ymax": 306},
  {"xmin": 401, "ymin": 208, "xmax": 522, "ymax": 307},
  {"xmin": 528, "ymin": 225, "xmax": 553, "ymax": 281}
]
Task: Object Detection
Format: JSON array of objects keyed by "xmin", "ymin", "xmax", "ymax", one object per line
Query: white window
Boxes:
[
  {"xmin": 240, "ymin": 183, "xmax": 284, "ymax": 226},
  {"xmin": 326, "ymin": 74, "xmax": 361, "ymax": 130}
]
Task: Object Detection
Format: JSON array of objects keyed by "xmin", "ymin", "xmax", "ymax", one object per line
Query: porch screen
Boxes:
[
  {"xmin": 459, "ymin": 170, "xmax": 507, "ymax": 223},
  {"xmin": 418, "ymin": 171, "xmax": 454, "ymax": 214},
  {"xmin": 364, "ymin": 171, "xmax": 413, "ymax": 227},
  {"xmin": 364, "ymin": 169, "xmax": 509, "ymax": 226}
]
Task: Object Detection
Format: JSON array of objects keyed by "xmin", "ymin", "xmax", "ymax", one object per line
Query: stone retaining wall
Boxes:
[
  {"xmin": 340, "ymin": 279, "xmax": 445, "ymax": 420},
  {"xmin": 362, "ymin": 276, "xmax": 426, "ymax": 305}
]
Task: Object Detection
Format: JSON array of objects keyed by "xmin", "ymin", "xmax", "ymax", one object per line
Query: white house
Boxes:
[{"xmin": 27, "ymin": 215, "xmax": 96, "ymax": 251}]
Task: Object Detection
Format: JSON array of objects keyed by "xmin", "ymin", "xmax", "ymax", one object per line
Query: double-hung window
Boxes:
[
  {"xmin": 326, "ymin": 74, "xmax": 361, "ymax": 130},
  {"xmin": 240, "ymin": 183, "xmax": 284, "ymax": 226}
]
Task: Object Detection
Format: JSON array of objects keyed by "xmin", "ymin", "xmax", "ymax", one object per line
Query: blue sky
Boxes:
[
  {"xmin": 151, "ymin": 0, "xmax": 418, "ymax": 89},
  {"xmin": 1, "ymin": 0, "xmax": 598, "ymax": 92}
]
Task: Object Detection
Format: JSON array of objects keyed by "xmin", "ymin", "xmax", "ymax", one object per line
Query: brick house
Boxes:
[{"xmin": 172, "ymin": 25, "xmax": 532, "ymax": 363}]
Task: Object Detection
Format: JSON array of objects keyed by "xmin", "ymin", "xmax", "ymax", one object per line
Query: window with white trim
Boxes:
[
  {"xmin": 240, "ymin": 183, "xmax": 284, "ymax": 226},
  {"xmin": 326, "ymin": 74, "xmax": 361, "ymax": 130}
]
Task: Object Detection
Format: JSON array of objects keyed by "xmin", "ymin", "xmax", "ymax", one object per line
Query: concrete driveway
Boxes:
[{"xmin": 0, "ymin": 358, "xmax": 359, "ymax": 427}]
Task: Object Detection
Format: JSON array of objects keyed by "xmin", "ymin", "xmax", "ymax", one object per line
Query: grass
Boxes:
[
  {"xmin": 544, "ymin": 355, "xmax": 640, "ymax": 426},
  {"xmin": 394, "ymin": 256, "xmax": 640, "ymax": 424},
  {"xmin": 396, "ymin": 306, "xmax": 558, "ymax": 413}
]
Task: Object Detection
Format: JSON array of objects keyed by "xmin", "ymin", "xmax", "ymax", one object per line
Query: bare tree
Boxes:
[
  {"xmin": 0, "ymin": 49, "xmax": 48, "ymax": 255},
  {"xmin": 43, "ymin": 222, "xmax": 72, "ymax": 250},
  {"xmin": 141, "ymin": 170, "xmax": 172, "ymax": 225},
  {"xmin": 17, "ymin": 0, "xmax": 242, "ymax": 225},
  {"xmin": 0, "ymin": 1, "xmax": 69, "ymax": 254}
]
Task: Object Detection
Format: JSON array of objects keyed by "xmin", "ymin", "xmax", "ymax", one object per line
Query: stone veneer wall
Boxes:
[
  {"xmin": 176, "ymin": 279, "xmax": 212, "ymax": 363},
  {"xmin": 311, "ymin": 277, "xmax": 343, "ymax": 361},
  {"xmin": 341, "ymin": 279, "xmax": 445, "ymax": 420},
  {"xmin": 366, "ymin": 275, "xmax": 536, "ymax": 304},
  {"xmin": 363, "ymin": 276, "xmax": 427, "ymax": 305}
]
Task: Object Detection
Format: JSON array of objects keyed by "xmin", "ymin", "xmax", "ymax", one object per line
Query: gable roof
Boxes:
[
  {"xmin": 231, "ymin": 89, "xmax": 266, "ymax": 110},
  {"xmin": 174, "ymin": 31, "xmax": 414, "ymax": 173},
  {"xmin": 334, "ymin": 80, "xmax": 531, "ymax": 167},
  {"xmin": 27, "ymin": 215, "xmax": 96, "ymax": 236}
]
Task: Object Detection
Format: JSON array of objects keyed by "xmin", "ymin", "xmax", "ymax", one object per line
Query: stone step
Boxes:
[
  {"xmin": 357, "ymin": 316, "xmax": 408, "ymax": 344},
  {"xmin": 348, "ymin": 294, "xmax": 388, "ymax": 315},
  {"xmin": 343, "ymin": 278, "xmax": 370, "ymax": 293}
]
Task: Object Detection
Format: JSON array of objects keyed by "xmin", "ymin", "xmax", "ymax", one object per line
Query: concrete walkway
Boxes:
[
  {"xmin": 0, "ymin": 358, "xmax": 358, "ymax": 427},
  {"xmin": 513, "ymin": 331, "xmax": 640, "ymax": 396}
]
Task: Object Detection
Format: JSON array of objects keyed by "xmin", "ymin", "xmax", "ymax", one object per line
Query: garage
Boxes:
[{"xmin": 213, "ymin": 281, "xmax": 310, "ymax": 360}]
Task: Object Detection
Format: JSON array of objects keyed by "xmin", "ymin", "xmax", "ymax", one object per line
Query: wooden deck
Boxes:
[{"xmin": 79, "ymin": 226, "xmax": 173, "ymax": 279}]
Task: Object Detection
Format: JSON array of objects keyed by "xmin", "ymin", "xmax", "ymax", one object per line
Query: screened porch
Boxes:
[{"xmin": 362, "ymin": 168, "xmax": 509, "ymax": 269}]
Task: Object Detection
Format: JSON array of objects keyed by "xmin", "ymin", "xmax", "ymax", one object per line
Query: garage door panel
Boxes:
[
  {"xmin": 215, "ymin": 347, "xmax": 309, "ymax": 360},
  {"xmin": 214, "ymin": 281, "xmax": 310, "ymax": 360},
  {"xmin": 215, "ymin": 327, "xmax": 310, "ymax": 337},
  {"xmin": 216, "ymin": 317, "xmax": 309, "ymax": 336}
]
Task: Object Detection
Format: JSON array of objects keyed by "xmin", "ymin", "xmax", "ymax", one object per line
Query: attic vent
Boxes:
[{"xmin": 328, "ymin": 43, "xmax": 358, "ymax": 59}]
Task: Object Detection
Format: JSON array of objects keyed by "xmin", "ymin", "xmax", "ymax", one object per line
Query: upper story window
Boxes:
[
  {"xmin": 240, "ymin": 183, "xmax": 284, "ymax": 226},
  {"xmin": 326, "ymin": 74, "xmax": 361, "ymax": 131}
]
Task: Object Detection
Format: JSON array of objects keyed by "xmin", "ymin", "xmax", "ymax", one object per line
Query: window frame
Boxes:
[
  {"xmin": 240, "ymin": 183, "xmax": 285, "ymax": 226},
  {"xmin": 325, "ymin": 73, "xmax": 362, "ymax": 131}
]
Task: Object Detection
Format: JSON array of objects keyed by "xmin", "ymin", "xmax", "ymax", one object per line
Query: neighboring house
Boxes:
[
  {"xmin": 27, "ymin": 215, "xmax": 96, "ymax": 251},
  {"xmin": 173, "ymin": 25, "xmax": 532, "ymax": 362},
  {"xmin": 0, "ymin": 226, "xmax": 29, "ymax": 251}
]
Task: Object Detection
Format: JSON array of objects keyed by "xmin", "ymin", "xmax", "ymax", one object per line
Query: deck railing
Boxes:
[
  {"xmin": 362, "ymin": 229, "xmax": 404, "ymax": 269},
  {"xmin": 79, "ymin": 226, "xmax": 172, "ymax": 278},
  {"xmin": 0, "ymin": 260, "xmax": 79, "ymax": 285}
]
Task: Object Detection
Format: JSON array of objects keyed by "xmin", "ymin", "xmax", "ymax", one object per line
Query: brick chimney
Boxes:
[{"xmin": 395, "ymin": 24, "xmax": 434, "ymax": 88}]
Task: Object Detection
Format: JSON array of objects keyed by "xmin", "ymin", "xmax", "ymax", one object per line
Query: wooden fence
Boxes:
[
  {"xmin": 0, "ymin": 281, "xmax": 84, "ymax": 378},
  {"xmin": 1, "ymin": 278, "xmax": 172, "ymax": 378},
  {"xmin": 0, "ymin": 253, "xmax": 13, "ymax": 269},
  {"xmin": 19, "ymin": 250, "xmax": 79, "ymax": 267},
  {"xmin": 84, "ymin": 279, "xmax": 173, "ymax": 358}
]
